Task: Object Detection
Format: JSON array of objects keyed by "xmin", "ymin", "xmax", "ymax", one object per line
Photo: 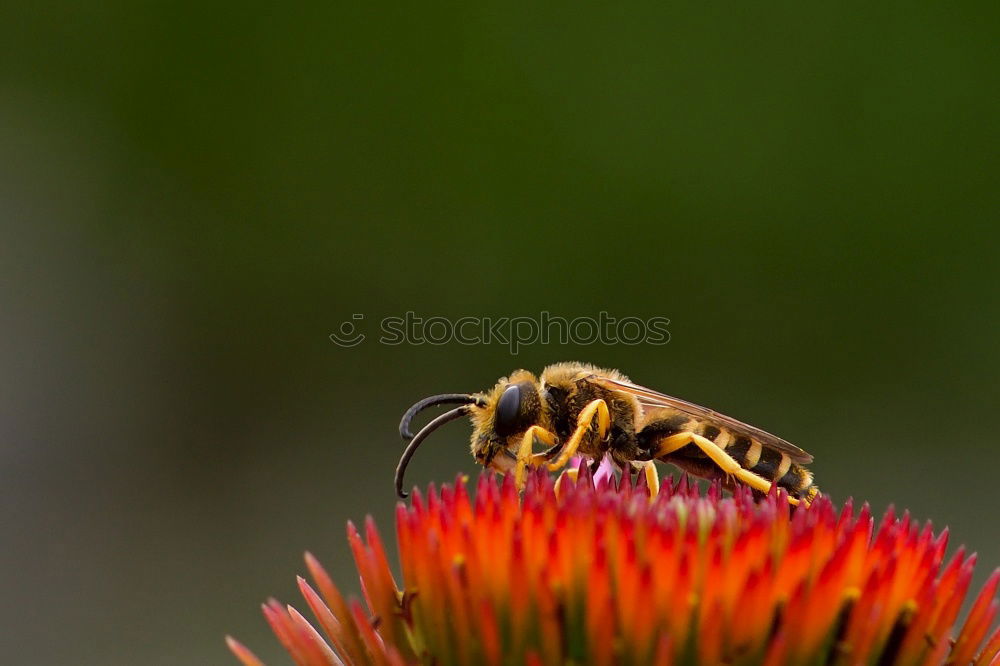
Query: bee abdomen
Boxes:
[
  {"xmin": 727, "ymin": 436, "xmax": 815, "ymax": 499},
  {"xmin": 642, "ymin": 419, "xmax": 818, "ymax": 501},
  {"xmin": 725, "ymin": 436, "xmax": 757, "ymax": 466},
  {"xmin": 748, "ymin": 447, "xmax": 785, "ymax": 480},
  {"xmin": 778, "ymin": 463, "xmax": 817, "ymax": 499}
]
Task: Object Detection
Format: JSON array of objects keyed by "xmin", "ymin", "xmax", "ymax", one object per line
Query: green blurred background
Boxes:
[{"xmin": 2, "ymin": 2, "xmax": 997, "ymax": 663}]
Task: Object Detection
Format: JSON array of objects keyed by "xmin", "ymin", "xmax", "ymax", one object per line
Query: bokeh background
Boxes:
[{"xmin": 2, "ymin": 2, "xmax": 998, "ymax": 664}]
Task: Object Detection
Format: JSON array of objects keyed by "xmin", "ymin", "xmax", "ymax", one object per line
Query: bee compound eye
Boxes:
[{"xmin": 495, "ymin": 384, "xmax": 521, "ymax": 435}]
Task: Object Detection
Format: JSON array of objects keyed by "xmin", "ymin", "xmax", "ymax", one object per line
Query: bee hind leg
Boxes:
[{"xmin": 650, "ymin": 432, "xmax": 799, "ymax": 506}]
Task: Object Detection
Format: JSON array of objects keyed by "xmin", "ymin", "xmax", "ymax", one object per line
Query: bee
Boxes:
[{"xmin": 396, "ymin": 362, "xmax": 818, "ymax": 505}]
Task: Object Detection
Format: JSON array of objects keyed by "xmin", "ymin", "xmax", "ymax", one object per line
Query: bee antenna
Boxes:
[
  {"xmin": 399, "ymin": 393, "xmax": 479, "ymax": 440},
  {"xmin": 395, "ymin": 405, "xmax": 471, "ymax": 499}
]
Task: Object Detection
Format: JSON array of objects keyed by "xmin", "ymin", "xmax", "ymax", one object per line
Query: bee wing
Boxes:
[{"xmin": 591, "ymin": 375, "xmax": 813, "ymax": 464}]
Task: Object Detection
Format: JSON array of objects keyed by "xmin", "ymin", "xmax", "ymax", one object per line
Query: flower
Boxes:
[{"xmin": 228, "ymin": 461, "xmax": 1000, "ymax": 665}]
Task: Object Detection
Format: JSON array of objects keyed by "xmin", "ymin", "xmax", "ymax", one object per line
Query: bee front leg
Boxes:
[
  {"xmin": 514, "ymin": 425, "xmax": 558, "ymax": 489},
  {"xmin": 650, "ymin": 432, "xmax": 799, "ymax": 506},
  {"xmin": 547, "ymin": 399, "xmax": 611, "ymax": 472}
]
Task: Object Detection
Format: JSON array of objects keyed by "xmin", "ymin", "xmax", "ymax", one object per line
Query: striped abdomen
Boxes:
[
  {"xmin": 637, "ymin": 409, "xmax": 819, "ymax": 502},
  {"xmin": 721, "ymin": 431, "xmax": 817, "ymax": 501}
]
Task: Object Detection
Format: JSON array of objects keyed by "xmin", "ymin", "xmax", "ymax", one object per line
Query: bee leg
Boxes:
[
  {"xmin": 641, "ymin": 461, "xmax": 660, "ymax": 497},
  {"xmin": 553, "ymin": 467, "xmax": 579, "ymax": 498},
  {"xmin": 651, "ymin": 432, "xmax": 800, "ymax": 506},
  {"xmin": 541, "ymin": 440, "xmax": 564, "ymax": 459},
  {"xmin": 629, "ymin": 460, "xmax": 660, "ymax": 498},
  {"xmin": 547, "ymin": 399, "xmax": 611, "ymax": 472},
  {"xmin": 649, "ymin": 432, "xmax": 695, "ymax": 457},
  {"xmin": 514, "ymin": 425, "xmax": 558, "ymax": 489}
]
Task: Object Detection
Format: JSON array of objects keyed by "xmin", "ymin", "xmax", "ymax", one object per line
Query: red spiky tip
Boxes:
[{"xmin": 229, "ymin": 464, "xmax": 1000, "ymax": 665}]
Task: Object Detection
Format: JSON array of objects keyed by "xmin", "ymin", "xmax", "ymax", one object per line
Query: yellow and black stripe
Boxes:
[
  {"xmin": 639, "ymin": 410, "xmax": 818, "ymax": 502},
  {"xmin": 723, "ymin": 432, "xmax": 817, "ymax": 501}
]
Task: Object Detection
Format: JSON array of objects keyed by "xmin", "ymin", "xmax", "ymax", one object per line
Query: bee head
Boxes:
[
  {"xmin": 394, "ymin": 370, "xmax": 545, "ymax": 499},
  {"xmin": 469, "ymin": 370, "xmax": 544, "ymax": 470}
]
